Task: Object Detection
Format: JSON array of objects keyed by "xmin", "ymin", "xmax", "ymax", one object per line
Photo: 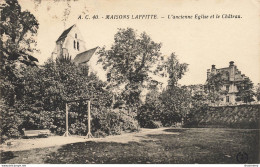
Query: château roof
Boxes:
[
  {"xmin": 56, "ymin": 25, "xmax": 75, "ymax": 42},
  {"xmin": 73, "ymin": 47, "xmax": 98, "ymax": 65},
  {"xmin": 207, "ymin": 62, "xmax": 248, "ymax": 83}
]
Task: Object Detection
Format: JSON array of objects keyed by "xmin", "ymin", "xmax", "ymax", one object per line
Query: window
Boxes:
[
  {"xmin": 226, "ymin": 96, "xmax": 229, "ymax": 103},
  {"xmin": 226, "ymin": 85, "xmax": 229, "ymax": 92},
  {"xmin": 74, "ymin": 40, "xmax": 76, "ymax": 49},
  {"xmin": 75, "ymin": 33, "xmax": 77, "ymax": 38},
  {"xmin": 77, "ymin": 42, "xmax": 79, "ymax": 51},
  {"xmin": 107, "ymin": 73, "xmax": 111, "ymax": 82}
]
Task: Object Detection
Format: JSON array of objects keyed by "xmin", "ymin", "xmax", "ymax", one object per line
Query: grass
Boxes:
[{"xmin": 1, "ymin": 128, "xmax": 259, "ymax": 164}]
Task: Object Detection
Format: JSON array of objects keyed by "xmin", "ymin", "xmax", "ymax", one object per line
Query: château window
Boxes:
[
  {"xmin": 77, "ymin": 42, "xmax": 79, "ymax": 51},
  {"xmin": 226, "ymin": 85, "xmax": 229, "ymax": 92},
  {"xmin": 107, "ymin": 72, "xmax": 111, "ymax": 82},
  {"xmin": 226, "ymin": 96, "xmax": 229, "ymax": 103},
  {"xmin": 75, "ymin": 33, "xmax": 77, "ymax": 38},
  {"xmin": 74, "ymin": 40, "xmax": 76, "ymax": 49}
]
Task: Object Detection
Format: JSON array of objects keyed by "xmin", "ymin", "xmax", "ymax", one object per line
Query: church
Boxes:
[{"xmin": 52, "ymin": 24, "xmax": 98, "ymax": 67}]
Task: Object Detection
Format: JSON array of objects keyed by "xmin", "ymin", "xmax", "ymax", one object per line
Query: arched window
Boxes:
[
  {"xmin": 75, "ymin": 33, "xmax": 77, "ymax": 38},
  {"xmin": 74, "ymin": 40, "xmax": 76, "ymax": 49},
  {"xmin": 77, "ymin": 41, "xmax": 79, "ymax": 51}
]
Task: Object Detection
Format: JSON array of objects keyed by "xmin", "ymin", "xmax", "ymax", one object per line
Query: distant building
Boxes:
[
  {"xmin": 185, "ymin": 84, "xmax": 205, "ymax": 96},
  {"xmin": 205, "ymin": 61, "xmax": 249, "ymax": 105},
  {"xmin": 52, "ymin": 24, "xmax": 98, "ymax": 70}
]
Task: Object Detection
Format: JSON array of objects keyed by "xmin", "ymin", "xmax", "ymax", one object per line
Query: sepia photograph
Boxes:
[{"xmin": 0, "ymin": 0, "xmax": 260, "ymax": 165}]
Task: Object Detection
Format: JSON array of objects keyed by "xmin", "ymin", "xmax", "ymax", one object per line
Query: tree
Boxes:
[
  {"xmin": 158, "ymin": 86, "xmax": 192, "ymax": 126},
  {"xmin": 0, "ymin": 0, "xmax": 39, "ymax": 66},
  {"xmin": 155, "ymin": 53, "xmax": 188, "ymax": 88},
  {"xmin": 137, "ymin": 85, "xmax": 161, "ymax": 128},
  {"xmin": 137, "ymin": 53, "xmax": 189, "ymax": 127},
  {"xmin": 0, "ymin": 0, "xmax": 39, "ymax": 107},
  {"xmin": 235, "ymin": 78, "xmax": 255, "ymax": 103},
  {"xmin": 205, "ymin": 71, "xmax": 227, "ymax": 104},
  {"xmin": 98, "ymin": 28, "xmax": 161, "ymax": 107},
  {"xmin": 255, "ymin": 83, "xmax": 260, "ymax": 101}
]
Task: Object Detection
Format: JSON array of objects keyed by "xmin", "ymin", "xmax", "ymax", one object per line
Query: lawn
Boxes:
[{"xmin": 1, "ymin": 128, "xmax": 259, "ymax": 164}]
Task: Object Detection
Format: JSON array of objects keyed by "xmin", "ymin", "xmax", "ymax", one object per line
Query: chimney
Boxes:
[
  {"xmin": 229, "ymin": 61, "xmax": 235, "ymax": 81},
  {"xmin": 229, "ymin": 61, "xmax": 234, "ymax": 67},
  {"xmin": 211, "ymin": 65, "xmax": 216, "ymax": 74}
]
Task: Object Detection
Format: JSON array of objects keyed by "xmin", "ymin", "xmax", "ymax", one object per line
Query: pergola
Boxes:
[{"xmin": 63, "ymin": 98, "xmax": 93, "ymax": 138}]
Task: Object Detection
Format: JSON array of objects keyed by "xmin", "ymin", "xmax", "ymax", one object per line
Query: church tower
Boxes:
[{"xmin": 52, "ymin": 24, "xmax": 87, "ymax": 60}]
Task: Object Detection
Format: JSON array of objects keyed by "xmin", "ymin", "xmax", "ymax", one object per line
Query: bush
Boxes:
[
  {"xmin": 137, "ymin": 103, "xmax": 163, "ymax": 128},
  {"xmin": 0, "ymin": 100, "xmax": 23, "ymax": 142},
  {"xmin": 93, "ymin": 130, "xmax": 107, "ymax": 138},
  {"xmin": 94, "ymin": 109, "xmax": 139, "ymax": 135},
  {"xmin": 146, "ymin": 120, "xmax": 162, "ymax": 129}
]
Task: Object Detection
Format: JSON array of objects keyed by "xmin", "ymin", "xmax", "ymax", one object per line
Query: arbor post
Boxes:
[
  {"xmin": 63, "ymin": 103, "xmax": 71, "ymax": 137},
  {"xmin": 86, "ymin": 100, "xmax": 93, "ymax": 138}
]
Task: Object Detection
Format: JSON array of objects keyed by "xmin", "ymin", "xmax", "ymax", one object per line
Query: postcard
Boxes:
[{"xmin": 0, "ymin": 0, "xmax": 259, "ymax": 165}]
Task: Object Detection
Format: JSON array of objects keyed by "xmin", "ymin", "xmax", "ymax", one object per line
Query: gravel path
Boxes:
[{"xmin": 1, "ymin": 128, "xmax": 172, "ymax": 152}]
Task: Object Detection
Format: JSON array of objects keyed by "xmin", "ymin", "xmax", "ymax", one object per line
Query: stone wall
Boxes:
[{"xmin": 184, "ymin": 104, "xmax": 260, "ymax": 129}]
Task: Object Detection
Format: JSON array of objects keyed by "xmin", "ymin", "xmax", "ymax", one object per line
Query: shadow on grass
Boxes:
[
  {"xmin": 44, "ymin": 141, "xmax": 155, "ymax": 164},
  {"xmin": 44, "ymin": 130, "xmax": 260, "ymax": 164},
  {"xmin": 163, "ymin": 128, "xmax": 188, "ymax": 133},
  {"xmin": 1, "ymin": 151, "xmax": 17, "ymax": 162}
]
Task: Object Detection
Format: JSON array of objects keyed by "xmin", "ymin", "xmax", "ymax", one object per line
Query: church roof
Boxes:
[
  {"xmin": 56, "ymin": 25, "xmax": 75, "ymax": 42},
  {"xmin": 73, "ymin": 47, "xmax": 98, "ymax": 64}
]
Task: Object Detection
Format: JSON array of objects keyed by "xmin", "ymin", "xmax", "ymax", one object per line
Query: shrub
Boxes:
[
  {"xmin": 94, "ymin": 109, "xmax": 139, "ymax": 135},
  {"xmin": 0, "ymin": 100, "xmax": 23, "ymax": 141}
]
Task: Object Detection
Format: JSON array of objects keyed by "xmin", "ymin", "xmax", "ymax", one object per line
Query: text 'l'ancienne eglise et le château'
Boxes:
[{"xmin": 79, "ymin": 14, "xmax": 241, "ymax": 20}]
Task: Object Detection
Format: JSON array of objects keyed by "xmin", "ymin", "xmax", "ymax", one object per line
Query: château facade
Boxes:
[{"xmin": 206, "ymin": 61, "xmax": 249, "ymax": 105}]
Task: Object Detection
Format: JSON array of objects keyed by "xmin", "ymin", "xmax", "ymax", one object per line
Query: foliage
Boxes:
[
  {"xmin": 0, "ymin": 99, "xmax": 23, "ymax": 140},
  {"xmin": 0, "ymin": 58, "xmax": 140, "ymax": 140},
  {"xmin": 138, "ymin": 86, "xmax": 193, "ymax": 128},
  {"xmin": 137, "ymin": 87, "xmax": 161, "ymax": 128},
  {"xmin": 0, "ymin": 0, "xmax": 40, "ymax": 142},
  {"xmin": 0, "ymin": 0, "xmax": 39, "ymax": 110},
  {"xmin": 206, "ymin": 71, "xmax": 226, "ymax": 91},
  {"xmin": 255, "ymin": 83, "xmax": 260, "ymax": 101},
  {"xmin": 0, "ymin": 0, "xmax": 39, "ymax": 66},
  {"xmin": 235, "ymin": 78, "xmax": 255, "ymax": 103},
  {"xmin": 137, "ymin": 105, "xmax": 157, "ymax": 128},
  {"xmin": 137, "ymin": 54, "xmax": 189, "ymax": 128},
  {"xmin": 92, "ymin": 109, "xmax": 139, "ymax": 135},
  {"xmin": 158, "ymin": 86, "xmax": 192, "ymax": 126},
  {"xmin": 155, "ymin": 53, "xmax": 188, "ymax": 88},
  {"xmin": 154, "ymin": 53, "xmax": 189, "ymax": 126},
  {"xmin": 98, "ymin": 28, "xmax": 162, "ymax": 106},
  {"xmin": 205, "ymin": 71, "xmax": 227, "ymax": 103},
  {"xmin": 21, "ymin": 60, "xmax": 115, "ymax": 133}
]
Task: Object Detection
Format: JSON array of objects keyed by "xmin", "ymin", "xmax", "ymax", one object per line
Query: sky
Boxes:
[{"xmin": 19, "ymin": 0, "xmax": 260, "ymax": 85}]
